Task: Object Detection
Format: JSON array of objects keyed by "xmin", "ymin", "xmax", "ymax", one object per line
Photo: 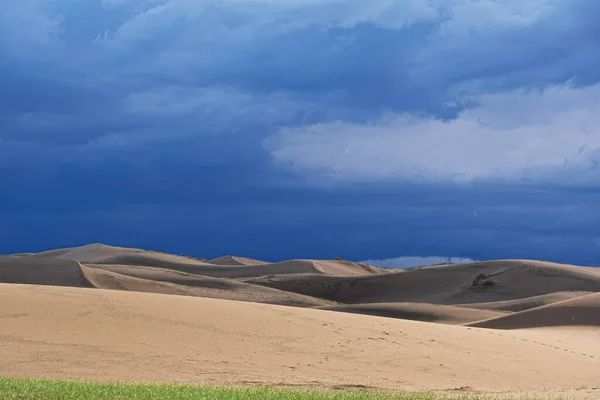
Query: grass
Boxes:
[{"xmin": 0, "ymin": 378, "xmax": 547, "ymax": 400}]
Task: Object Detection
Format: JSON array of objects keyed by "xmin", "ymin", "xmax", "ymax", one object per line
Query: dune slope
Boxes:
[
  {"xmin": 82, "ymin": 265, "xmax": 334, "ymax": 307},
  {"xmin": 0, "ymin": 256, "xmax": 92, "ymax": 288},
  {"xmin": 317, "ymin": 302, "xmax": 506, "ymax": 324},
  {"xmin": 34, "ymin": 243, "xmax": 140, "ymax": 262},
  {"xmin": 457, "ymin": 291, "xmax": 594, "ymax": 312},
  {"xmin": 86, "ymin": 259, "xmax": 383, "ymax": 278},
  {"xmin": 207, "ymin": 255, "xmax": 268, "ymax": 265},
  {"xmin": 1, "ymin": 283, "xmax": 598, "ymax": 396},
  {"xmin": 3, "ymin": 245, "xmax": 599, "ymax": 327},
  {"xmin": 247, "ymin": 260, "xmax": 600, "ymax": 304},
  {"xmin": 468, "ymin": 292, "xmax": 600, "ymax": 329}
]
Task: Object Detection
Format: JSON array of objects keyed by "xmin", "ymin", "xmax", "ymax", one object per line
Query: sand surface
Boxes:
[
  {"xmin": 1, "ymin": 244, "xmax": 600, "ymax": 398},
  {"xmin": 1, "ymin": 284, "xmax": 599, "ymax": 399},
  {"xmin": 318, "ymin": 302, "xmax": 507, "ymax": 324}
]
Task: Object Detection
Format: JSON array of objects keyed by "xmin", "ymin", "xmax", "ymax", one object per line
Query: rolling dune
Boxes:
[
  {"xmin": 88, "ymin": 258, "xmax": 384, "ymax": 278},
  {"xmin": 246, "ymin": 260, "xmax": 600, "ymax": 304},
  {"xmin": 2, "ymin": 244, "xmax": 600, "ymax": 398},
  {"xmin": 317, "ymin": 302, "xmax": 506, "ymax": 324},
  {"xmin": 82, "ymin": 265, "xmax": 334, "ymax": 307},
  {"xmin": 1, "ymin": 283, "xmax": 599, "ymax": 398},
  {"xmin": 34, "ymin": 243, "xmax": 141, "ymax": 262},
  {"xmin": 2, "ymin": 246, "xmax": 600, "ymax": 328},
  {"xmin": 457, "ymin": 291, "xmax": 594, "ymax": 312},
  {"xmin": 207, "ymin": 255, "xmax": 268, "ymax": 265},
  {"xmin": 468, "ymin": 292, "xmax": 600, "ymax": 329}
]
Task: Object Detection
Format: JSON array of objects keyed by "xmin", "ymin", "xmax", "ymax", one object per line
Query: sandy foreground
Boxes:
[{"xmin": 1, "ymin": 244, "xmax": 599, "ymax": 399}]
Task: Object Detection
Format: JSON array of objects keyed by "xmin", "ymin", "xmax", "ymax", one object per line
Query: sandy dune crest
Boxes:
[
  {"xmin": 207, "ymin": 255, "xmax": 268, "ymax": 265},
  {"xmin": 2, "ymin": 245, "xmax": 599, "ymax": 329}
]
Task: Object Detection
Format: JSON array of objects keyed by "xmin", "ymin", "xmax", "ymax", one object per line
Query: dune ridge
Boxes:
[
  {"xmin": 317, "ymin": 302, "xmax": 507, "ymax": 324},
  {"xmin": 456, "ymin": 291, "xmax": 594, "ymax": 312},
  {"xmin": 2, "ymin": 244, "xmax": 600, "ymax": 398},
  {"xmin": 207, "ymin": 255, "xmax": 268, "ymax": 265},
  {"xmin": 1, "ymin": 244, "xmax": 599, "ymax": 329},
  {"xmin": 246, "ymin": 260, "xmax": 600, "ymax": 305},
  {"xmin": 82, "ymin": 264, "xmax": 334, "ymax": 307},
  {"xmin": 468, "ymin": 292, "xmax": 600, "ymax": 329}
]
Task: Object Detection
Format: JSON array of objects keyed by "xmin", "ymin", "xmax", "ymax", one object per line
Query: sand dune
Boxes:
[
  {"xmin": 86, "ymin": 252, "xmax": 218, "ymax": 271},
  {"xmin": 207, "ymin": 255, "xmax": 268, "ymax": 265},
  {"xmin": 0, "ymin": 255, "xmax": 92, "ymax": 288},
  {"xmin": 87, "ymin": 259, "xmax": 384, "ymax": 278},
  {"xmin": 0, "ymin": 255, "xmax": 333, "ymax": 307},
  {"xmin": 37, "ymin": 244, "xmax": 383, "ymax": 277},
  {"xmin": 468, "ymin": 292, "xmax": 600, "ymax": 329},
  {"xmin": 317, "ymin": 302, "xmax": 506, "ymax": 324},
  {"xmin": 82, "ymin": 265, "xmax": 334, "ymax": 307},
  {"xmin": 4, "ymin": 246, "xmax": 600, "ymax": 327},
  {"xmin": 36, "ymin": 243, "xmax": 214, "ymax": 270},
  {"xmin": 457, "ymin": 291, "xmax": 594, "ymax": 312},
  {"xmin": 1, "ymin": 283, "xmax": 599, "ymax": 397},
  {"xmin": 2, "ymin": 244, "xmax": 600, "ymax": 398},
  {"xmin": 34, "ymin": 243, "xmax": 140, "ymax": 262},
  {"xmin": 247, "ymin": 260, "xmax": 600, "ymax": 305}
]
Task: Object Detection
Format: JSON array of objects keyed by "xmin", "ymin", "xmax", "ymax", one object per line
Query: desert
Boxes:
[{"xmin": 1, "ymin": 243, "xmax": 599, "ymax": 399}]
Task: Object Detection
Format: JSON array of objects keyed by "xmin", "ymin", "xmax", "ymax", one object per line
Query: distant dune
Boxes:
[
  {"xmin": 34, "ymin": 243, "xmax": 140, "ymax": 262},
  {"xmin": 207, "ymin": 255, "xmax": 268, "ymax": 265},
  {"xmin": 82, "ymin": 264, "xmax": 334, "ymax": 307},
  {"xmin": 317, "ymin": 302, "xmax": 506, "ymax": 324},
  {"xmin": 1, "ymin": 244, "xmax": 599, "ymax": 398},
  {"xmin": 457, "ymin": 291, "xmax": 594, "ymax": 312},
  {"xmin": 468, "ymin": 292, "xmax": 600, "ymax": 329},
  {"xmin": 2, "ymin": 245, "xmax": 599, "ymax": 325},
  {"xmin": 246, "ymin": 260, "xmax": 600, "ymax": 305}
]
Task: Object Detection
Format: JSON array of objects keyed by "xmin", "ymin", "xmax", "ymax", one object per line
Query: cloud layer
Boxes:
[
  {"xmin": 265, "ymin": 83, "xmax": 600, "ymax": 184},
  {"xmin": 1, "ymin": 0, "xmax": 599, "ymax": 264}
]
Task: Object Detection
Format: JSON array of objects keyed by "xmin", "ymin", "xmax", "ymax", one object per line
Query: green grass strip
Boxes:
[{"xmin": 0, "ymin": 378, "xmax": 546, "ymax": 400}]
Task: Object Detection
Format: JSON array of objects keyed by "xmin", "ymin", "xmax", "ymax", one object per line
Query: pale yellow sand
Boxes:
[{"xmin": 1, "ymin": 284, "xmax": 598, "ymax": 399}]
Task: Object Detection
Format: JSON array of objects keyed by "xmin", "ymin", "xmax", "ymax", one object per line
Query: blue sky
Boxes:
[{"xmin": 1, "ymin": 0, "xmax": 599, "ymax": 266}]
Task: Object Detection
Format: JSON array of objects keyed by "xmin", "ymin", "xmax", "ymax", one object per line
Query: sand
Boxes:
[
  {"xmin": 207, "ymin": 255, "xmax": 268, "ymax": 265},
  {"xmin": 469, "ymin": 292, "xmax": 600, "ymax": 329},
  {"xmin": 317, "ymin": 302, "xmax": 507, "ymax": 324},
  {"xmin": 457, "ymin": 291, "xmax": 595, "ymax": 312},
  {"xmin": 1, "ymin": 283, "xmax": 599, "ymax": 398},
  {"xmin": 1, "ymin": 244, "xmax": 599, "ymax": 399},
  {"xmin": 245, "ymin": 260, "xmax": 600, "ymax": 304}
]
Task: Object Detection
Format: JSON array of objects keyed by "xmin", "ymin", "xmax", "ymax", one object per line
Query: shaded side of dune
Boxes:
[
  {"xmin": 0, "ymin": 256, "xmax": 93, "ymax": 288},
  {"xmin": 317, "ymin": 302, "xmax": 507, "ymax": 324},
  {"xmin": 88, "ymin": 258, "xmax": 383, "ymax": 278},
  {"xmin": 468, "ymin": 293, "xmax": 600, "ymax": 329},
  {"xmin": 82, "ymin": 265, "xmax": 335, "ymax": 307},
  {"xmin": 456, "ymin": 291, "xmax": 594, "ymax": 312},
  {"xmin": 246, "ymin": 260, "xmax": 600, "ymax": 304}
]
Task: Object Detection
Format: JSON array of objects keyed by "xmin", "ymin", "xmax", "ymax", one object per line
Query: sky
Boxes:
[{"xmin": 1, "ymin": 0, "xmax": 599, "ymax": 267}]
